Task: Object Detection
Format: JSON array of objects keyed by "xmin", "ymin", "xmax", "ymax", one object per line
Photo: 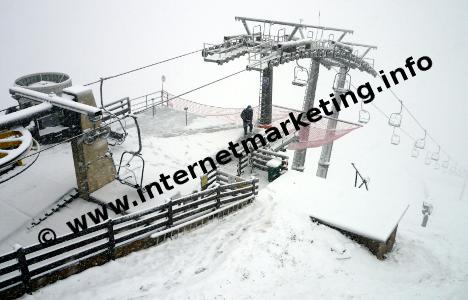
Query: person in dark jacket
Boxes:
[{"xmin": 240, "ymin": 105, "xmax": 253, "ymax": 136}]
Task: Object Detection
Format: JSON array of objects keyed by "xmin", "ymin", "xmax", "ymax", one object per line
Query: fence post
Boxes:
[
  {"xmin": 17, "ymin": 247, "xmax": 32, "ymax": 295},
  {"xmin": 107, "ymin": 219, "xmax": 115, "ymax": 261},
  {"xmin": 251, "ymin": 178, "xmax": 257, "ymax": 199},
  {"xmin": 145, "ymin": 95, "xmax": 148, "ymax": 109},
  {"xmin": 216, "ymin": 186, "xmax": 221, "ymax": 209},
  {"xmin": 167, "ymin": 201, "xmax": 173, "ymax": 228}
]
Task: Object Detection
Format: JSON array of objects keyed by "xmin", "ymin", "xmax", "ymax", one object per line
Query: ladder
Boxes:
[{"xmin": 257, "ymin": 71, "xmax": 263, "ymax": 122}]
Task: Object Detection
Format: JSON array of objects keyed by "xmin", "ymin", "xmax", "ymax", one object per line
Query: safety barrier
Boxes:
[{"xmin": 0, "ymin": 173, "xmax": 258, "ymax": 300}]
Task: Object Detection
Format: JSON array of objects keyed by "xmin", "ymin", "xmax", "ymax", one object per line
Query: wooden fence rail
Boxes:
[{"xmin": 0, "ymin": 174, "xmax": 258, "ymax": 300}]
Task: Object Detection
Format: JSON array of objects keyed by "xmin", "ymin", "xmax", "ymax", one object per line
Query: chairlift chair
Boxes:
[
  {"xmin": 116, "ymin": 116, "xmax": 145, "ymax": 189},
  {"xmin": 358, "ymin": 109, "xmax": 370, "ymax": 124},
  {"xmin": 415, "ymin": 130, "xmax": 427, "ymax": 149},
  {"xmin": 358, "ymin": 101, "xmax": 370, "ymax": 124},
  {"xmin": 332, "ymin": 70, "xmax": 351, "ymax": 93},
  {"xmin": 431, "ymin": 145, "xmax": 440, "ymax": 161},
  {"xmin": 391, "ymin": 127, "xmax": 400, "ymax": 145},
  {"xmin": 424, "ymin": 152, "xmax": 432, "ymax": 165},
  {"xmin": 442, "ymin": 159, "xmax": 449, "ymax": 169},
  {"xmin": 411, "ymin": 146, "xmax": 419, "ymax": 158},
  {"xmin": 292, "ymin": 60, "xmax": 309, "ymax": 87},
  {"xmin": 388, "ymin": 99, "xmax": 403, "ymax": 127}
]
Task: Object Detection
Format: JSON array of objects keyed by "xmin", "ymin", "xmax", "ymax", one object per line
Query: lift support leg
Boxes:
[
  {"xmin": 259, "ymin": 64, "xmax": 273, "ymax": 126},
  {"xmin": 292, "ymin": 58, "xmax": 320, "ymax": 171},
  {"xmin": 316, "ymin": 66, "xmax": 347, "ymax": 178}
]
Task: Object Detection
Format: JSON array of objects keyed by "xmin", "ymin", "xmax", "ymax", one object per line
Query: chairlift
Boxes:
[
  {"xmin": 388, "ymin": 99, "xmax": 403, "ymax": 127},
  {"xmin": 424, "ymin": 152, "xmax": 432, "ymax": 165},
  {"xmin": 116, "ymin": 116, "xmax": 145, "ymax": 189},
  {"xmin": 391, "ymin": 127, "xmax": 400, "ymax": 145},
  {"xmin": 332, "ymin": 69, "xmax": 351, "ymax": 92},
  {"xmin": 415, "ymin": 129, "xmax": 426, "ymax": 149},
  {"xmin": 431, "ymin": 145, "xmax": 440, "ymax": 161},
  {"xmin": 411, "ymin": 146, "xmax": 419, "ymax": 158},
  {"xmin": 292, "ymin": 60, "xmax": 309, "ymax": 87},
  {"xmin": 358, "ymin": 101, "xmax": 370, "ymax": 124},
  {"xmin": 442, "ymin": 159, "xmax": 449, "ymax": 169}
]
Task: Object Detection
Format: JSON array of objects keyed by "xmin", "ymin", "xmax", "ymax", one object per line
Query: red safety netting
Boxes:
[
  {"xmin": 165, "ymin": 93, "xmax": 360, "ymax": 149},
  {"xmin": 286, "ymin": 124, "xmax": 359, "ymax": 150}
]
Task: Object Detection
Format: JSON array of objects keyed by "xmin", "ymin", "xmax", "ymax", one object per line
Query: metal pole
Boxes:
[
  {"xmin": 161, "ymin": 75, "xmax": 166, "ymax": 106},
  {"xmin": 259, "ymin": 64, "xmax": 273, "ymax": 126},
  {"xmin": 316, "ymin": 66, "xmax": 347, "ymax": 178},
  {"xmin": 292, "ymin": 58, "xmax": 320, "ymax": 171},
  {"xmin": 184, "ymin": 107, "xmax": 188, "ymax": 126}
]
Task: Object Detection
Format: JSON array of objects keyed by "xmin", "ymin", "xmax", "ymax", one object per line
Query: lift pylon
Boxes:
[{"xmin": 202, "ymin": 16, "xmax": 377, "ymax": 129}]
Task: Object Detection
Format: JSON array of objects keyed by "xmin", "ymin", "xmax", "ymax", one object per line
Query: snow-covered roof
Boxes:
[{"xmin": 268, "ymin": 171, "xmax": 409, "ymax": 242}]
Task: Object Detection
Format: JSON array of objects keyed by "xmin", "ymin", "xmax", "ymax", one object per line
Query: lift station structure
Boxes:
[{"xmin": 202, "ymin": 16, "xmax": 377, "ymax": 177}]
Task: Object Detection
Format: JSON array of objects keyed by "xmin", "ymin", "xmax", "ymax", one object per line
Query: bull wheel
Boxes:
[{"xmin": 0, "ymin": 127, "xmax": 33, "ymax": 169}]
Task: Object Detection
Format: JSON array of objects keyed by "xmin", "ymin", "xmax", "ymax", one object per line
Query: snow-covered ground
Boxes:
[
  {"xmin": 3, "ymin": 104, "xmax": 464, "ymax": 299},
  {"xmin": 22, "ymin": 171, "xmax": 468, "ymax": 300}
]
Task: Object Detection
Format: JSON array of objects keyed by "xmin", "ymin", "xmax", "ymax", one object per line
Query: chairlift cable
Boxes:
[
  {"xmin": 331, "ymin": 65, "xmax": 465, "ymax": 173},
  {"xmin": 83, "ymin": 48, "xmax": 204, "ymax": 86}
]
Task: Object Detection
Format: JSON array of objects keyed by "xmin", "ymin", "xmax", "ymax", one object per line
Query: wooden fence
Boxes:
[
  {"xmin": 0, "ymin": 173, "xmax": 258, "ymax": 300},
  {"xmin": 237, "ymin": 146, "xmax": 289, "ymax": 176}
]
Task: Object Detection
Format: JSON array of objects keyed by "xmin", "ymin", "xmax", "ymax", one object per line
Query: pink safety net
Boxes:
[{"xmin": 165, "ymin": 93, "xmax": 361, "ymax": 149}]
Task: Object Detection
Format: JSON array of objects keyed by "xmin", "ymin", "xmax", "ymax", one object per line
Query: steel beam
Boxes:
[
  {"xmin": 241, "ymin": 20, "xmax": 251, "ymax": 35},
  {"xmin": 9, "ymin": 86, "xmax": 102, "ymax": 117},
  {"xmin": 0, "ymin": 102, "xmax": 52, "ymax": 130},
  {"xmin": 235, "ymin": 16, "xmax": 354, "ymax": 34}
]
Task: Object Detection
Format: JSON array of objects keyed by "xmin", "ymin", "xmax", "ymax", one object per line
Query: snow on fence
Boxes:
[
  {"xmin": 251, "ymin": 148, "xmax": 288, "ymax": 172},
  {"xmin": 0, "ymin": 173, "xmax": 258, "ymax": 300}
]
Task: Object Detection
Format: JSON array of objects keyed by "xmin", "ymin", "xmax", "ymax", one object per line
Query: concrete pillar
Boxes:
[
  {"xmin": 316, "ymin": 66, "xmax": 347, "ymax": 178},
  {"xmin": 63, "ymin": 86, "xmax": 116, "ymax": 199},
  {"xmin": 292, "ymin": 59, "xmax": 320, "ymax": 171},
  {"xmin": 259, "ymin": 64, "xmax": 273, "ymax": 126}
]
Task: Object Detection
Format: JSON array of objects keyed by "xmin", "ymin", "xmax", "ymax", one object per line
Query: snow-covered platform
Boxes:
[{"xmin": 266, "ymin": 170, "xmax": 409, "ymax": 258}]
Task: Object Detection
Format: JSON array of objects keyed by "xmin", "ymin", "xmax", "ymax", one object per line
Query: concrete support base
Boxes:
[{"xmin": 63, "ymin": 86, "xmax": 116, "ymax": 200}]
